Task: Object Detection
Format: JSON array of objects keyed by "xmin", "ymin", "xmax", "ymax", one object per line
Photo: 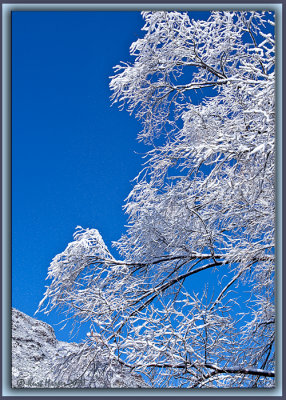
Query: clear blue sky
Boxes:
[
  {"xmin": 12, "ymin": 10, "xmax": 218, "ymax": 342},
  {"xmin": 12, "ymin": 11, "xmax": 148, "ymax": 340}
]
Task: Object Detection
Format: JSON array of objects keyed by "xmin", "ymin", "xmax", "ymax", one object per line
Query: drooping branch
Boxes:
[{"xmin": 204, "ymin": 363, "xmax": 275, "ymax": 378}]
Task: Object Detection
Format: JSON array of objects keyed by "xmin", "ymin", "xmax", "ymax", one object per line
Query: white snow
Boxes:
[{"xmin": 11, "ymin": 308, "xmax": 146, "ymax": 388}]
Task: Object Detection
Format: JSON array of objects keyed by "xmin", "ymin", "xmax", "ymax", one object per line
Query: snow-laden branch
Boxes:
[
  {"xmin": 38, "ymin": 10, "xmax": 275, "ymax": 388},
  {"xmin": 204, "ymin": 364, "xmax": 275, "ymax": 378}
]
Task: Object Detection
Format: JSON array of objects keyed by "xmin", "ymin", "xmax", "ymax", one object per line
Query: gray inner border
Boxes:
[{"xmin": 3, "ymin": 2, "xmax": 283, "ymax": 398}]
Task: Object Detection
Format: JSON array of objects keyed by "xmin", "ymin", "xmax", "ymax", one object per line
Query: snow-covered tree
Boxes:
[{"xmin": 38, "ymin": 11, "xmax": 275, "ymax": 388}]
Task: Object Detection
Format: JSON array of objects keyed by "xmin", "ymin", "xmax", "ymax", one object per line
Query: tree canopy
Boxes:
[{"xmin": 38, "ymin": 11, "xmax": 275, "ymax": 388}]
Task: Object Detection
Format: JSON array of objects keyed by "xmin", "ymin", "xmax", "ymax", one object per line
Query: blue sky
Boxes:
[
  {"xmin": 11, "ymin": 9, "xmax": 245, "ymax": 342},
  {"xmin": 12, "ymin": 11, "xmax": 148, "ymax": 340}
]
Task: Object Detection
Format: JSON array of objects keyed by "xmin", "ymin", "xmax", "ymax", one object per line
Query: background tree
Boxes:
[{"xmin": 38, "ymin": 10, "xmax": 275, "ymax": 388}]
